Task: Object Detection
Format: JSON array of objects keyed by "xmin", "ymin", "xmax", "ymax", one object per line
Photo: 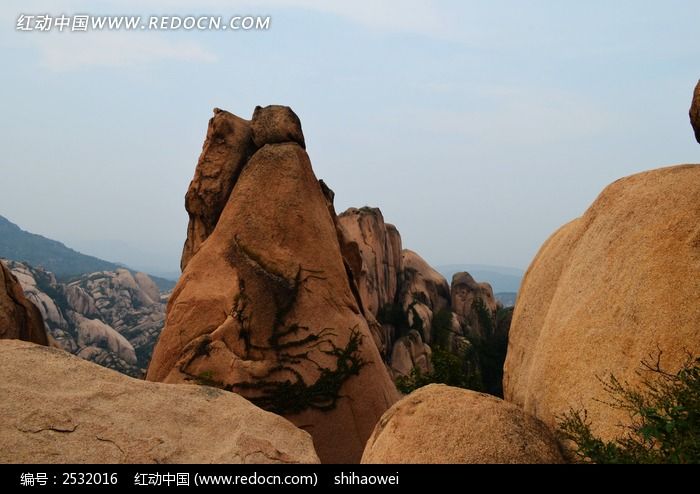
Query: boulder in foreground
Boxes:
[
  {"xmin": 503, "ymin": 164, "xmax": 700, "ymax": 440},
  {"xmin": 361, "ymin": 384, "xmax": 564, "ymax": 464},
  {"xmin": 0, "ymin": 340, "xmax": 319, "ymax": 464}
]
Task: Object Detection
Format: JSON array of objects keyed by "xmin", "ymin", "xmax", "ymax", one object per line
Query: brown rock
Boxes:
[
  {"xmin": 0, "ymin": 260, "xmax": 47, "ymax": 346},
  {"xmin": 133, "ymin": 272, "xmax": 160, "ymax": 305},
  {"xmin": 0, "ymin": 340, "xmax": 319, "ymax": 463},
  {"xmin": 503, "ymin": 165, "xmax": 700, "ymax": 441},
  {"xmin": 451, "ymin": 272, "xmax": 498, "ymax": 339},
  {"xmin": 399, "ymin": 250, "xmax": 451, "ymax": 342},
  {"xmin": 251, "ymin": 105, "xmax": 306, "ymax": 149},
  {"xmin": 181, "ymin": 109, "xmax": 255, "ymax": 270},
  {"xmin": 361, "ymin": 384, "xmax": 564, "ymax": 464},
  {"xmin": 691, "ymin": 80, "xmax": 700, "ymax": 144},
  {"xmin": 338, "ymin": 207, "xmax": 402, "ymax": 318},
  {"xmin": 148, "ymin": 109, "xmax": 398, "ymax": 463},
  {"xmin": 390, "ymin": 330, "xmax": 432, "ymax": 377}
]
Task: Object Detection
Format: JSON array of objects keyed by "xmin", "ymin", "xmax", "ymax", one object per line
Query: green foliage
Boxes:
[
  {"xmin": 196, "ymin": 370, "xmax": 218, "ymax": 387},
  {"xmin": 468, "ymin": 302, "xmax": 511, "ymax": 397},
  {"xmin": 396, "ymin": 347, "xmax": 481, "ymax": 394},
  {"xmin": 235, "ymin": 327, "xmax": 367, "ymax": 415},
  {"xmin": 559, "ymin": 353, "xmax": 700, "ymax": 464},
  {"xmin": 431, "ymin": 309, "xmax": 454, "ymax": 349},
  {"xmin": 473, "ymin": 297, "xmax": 495, "ymax": 334}
]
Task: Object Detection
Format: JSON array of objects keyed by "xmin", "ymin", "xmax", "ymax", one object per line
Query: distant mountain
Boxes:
[
  {"xmin": 436, "ymin": 264, "xmax": 524, "ymax": 294},
  {"xmin": 69, "ymin": 238, "xmax": 181, "ymax": 282},
  {"xmin": 0, "ymin": 215, "xmax": 120, "ymax": 279},
  {"xmin": 0, "ymin": 215, "xmax": 176, "ymax": 290}
]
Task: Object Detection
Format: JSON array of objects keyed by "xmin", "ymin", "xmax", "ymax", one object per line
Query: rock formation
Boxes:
[
  {"xmin": 7, "ymin": 260, "xmax": 165, "ymax": 377},
  {"xmin": 147, "ymin": 106, "xmax": 398, "ymax": 464},
  {"xmin": 336, "ymin": 208, "xmax": 510, "ymax": 384},
  {"xmin": 0, "ymin": 260, "xmax": 47, "ymax": 345},
  {"xmin": 337, "ymin": 207, "xmax": 402, "ymax": 317},
  {"xmin": 451, "ymin": 272, "xmax": 499, "ymax": 339},
  {"xmin": 361, "ymin": 384, "xmax": 564, "ymax": 464},
  {"xmin": 399, "ymin": 249, "xmax": 451, "ymax": 343},
  {"xmin": 390, "ymin": 330, "xmax": 433, "ymax": 377},
  {"xmin": 691, "ymin": 80, "xmax": 700, "ymax": 144},
  {"xmin": 0, "ymin": 340, "xmax": 319, "ymax": 463},
  {"xmin": 181, "ymin": 109, "xmax": 255, "ymax": 271},
  {"xmin": 503, "ymin": 165, "xmax": 700, "ymax": 440}
]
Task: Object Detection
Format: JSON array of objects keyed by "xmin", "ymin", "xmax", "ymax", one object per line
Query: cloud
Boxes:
[{"xmin": 31, "ymin": 31, "xmax": 217, "ymax": 71}]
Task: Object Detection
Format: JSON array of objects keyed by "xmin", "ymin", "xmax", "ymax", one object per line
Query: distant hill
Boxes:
[
  {"xmin": 0, "ymin": 215, "xmax": 120, "ymax": 279},
  {"xmin": 436, "ymin": 264, "xmax": 524, "ymax": 294},
  {"xmin": 0, "ymin": 215, "xmax": 176, "ymax": 290}
]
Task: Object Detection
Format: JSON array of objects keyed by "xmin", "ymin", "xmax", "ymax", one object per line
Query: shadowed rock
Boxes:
[{"xmin": 0, "ymin": 260, "xmax": 47, "ymax": 345}]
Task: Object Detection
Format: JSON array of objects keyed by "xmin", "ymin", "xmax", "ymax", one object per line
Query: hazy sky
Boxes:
[{"xmin": 1, "ymin": 1, "xmax": 699, "ymax": 276}]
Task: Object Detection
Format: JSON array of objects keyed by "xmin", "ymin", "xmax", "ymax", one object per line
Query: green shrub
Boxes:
[
  {"xmin": 431, "ymin": 308, "xmax": 454, "ymax": 349},
  {"xmin": 559, "ymin": 352, "xmax": 700, "ymax": 464},
  {"xmin": 395, "ymin": 346, "xmax": 484, "ymax": 394}
]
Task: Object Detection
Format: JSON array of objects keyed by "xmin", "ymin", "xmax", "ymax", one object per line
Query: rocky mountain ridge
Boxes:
[{"xmin": 4, "ymin": 259, "xmax": 166, "ymax": 377}]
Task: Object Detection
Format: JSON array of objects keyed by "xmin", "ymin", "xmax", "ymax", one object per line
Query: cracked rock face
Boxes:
[
  {"xmin": 362, "ymin": 384, "xmax": 564, "ymax": 464},
  {"xmin": 0, "ymin": 260, "xmax": 47, "ymax": 346},
  {"xmin": 148, "ymin": 106, "xmax": 398, "ymax": 464},
  {"xmin": 0, "ymin": 340, "xmax": 319, "ymax": 464}
]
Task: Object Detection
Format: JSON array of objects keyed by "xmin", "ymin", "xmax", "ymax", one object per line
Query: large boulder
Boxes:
[
  {"xmin": 503, "ymin": 165, "xmax": 700, "ymax": 440},
  {"xmin": 361, "ymin": 384, "xmax": 564, "ymax": 464},
  {"xmin": 147, "ymin": 106, "xmax": 398, "ymax": 464},
  {"xmin": 691, "ymin": 80, "xmax": 700, "ymax": 144},
  {"xmin": 0, "ymin": 340, "xmax": 319, "ymax": 463},
  {"xmin": 0, "ymin": 260, "xmax": 47, "ymax": 345}
]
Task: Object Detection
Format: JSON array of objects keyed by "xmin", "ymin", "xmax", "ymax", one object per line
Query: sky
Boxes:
[{"xmin": 1, "ymin": 1, "xmax": 699, "ymax": 278}]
